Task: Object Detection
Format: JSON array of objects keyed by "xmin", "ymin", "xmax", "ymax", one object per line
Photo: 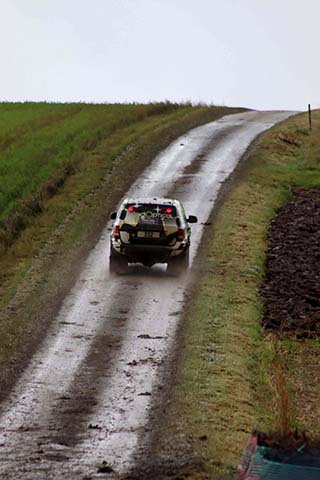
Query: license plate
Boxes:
[{"xmin": 137, "ymin": 231, "xmax": 160, "ymax": 238}]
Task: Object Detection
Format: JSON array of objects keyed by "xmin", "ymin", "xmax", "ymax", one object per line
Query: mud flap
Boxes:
[
  {"xmin": 166, "ymin": 249, "xmax": 189, "ymax": 275},
  {"xmin": 109, "ymin": 250, "xmax": 128, "ymax": 274}
]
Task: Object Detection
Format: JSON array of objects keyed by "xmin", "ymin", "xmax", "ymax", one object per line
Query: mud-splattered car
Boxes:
[{"xmin": 109, "ymin": 198, "xmax": 197, "ymax": 274}]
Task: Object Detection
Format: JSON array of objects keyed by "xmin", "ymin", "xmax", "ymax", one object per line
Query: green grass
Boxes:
[
  {"xmin": 0, "ymin": 102, "xmax": 182, "ymax": 225},
  {"xmin": 157, "ymin": 110, "xmax": 320, "ymax": 479},
  {"xmin": 0, "ymin": 101, "xmax": 242, "ymax": 396}
]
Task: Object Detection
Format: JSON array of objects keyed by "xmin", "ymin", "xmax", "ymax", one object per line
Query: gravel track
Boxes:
[{"xmin": 0, "ymin": 111, "xmax": 294, "ymax": 479}]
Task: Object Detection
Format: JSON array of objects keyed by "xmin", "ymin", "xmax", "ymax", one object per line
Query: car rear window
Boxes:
[{"xmin": 121, "ymin": 203, "xmax": 177, "ymax": 220}]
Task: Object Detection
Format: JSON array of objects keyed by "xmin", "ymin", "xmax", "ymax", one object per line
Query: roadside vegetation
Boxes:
[
  {"xmin": 0, "ymin": 101, "xmax": 242, "ymax": 397},
  {"xmin": 156, "ymin": 110, "xmax": 320, "ymax": 479}
]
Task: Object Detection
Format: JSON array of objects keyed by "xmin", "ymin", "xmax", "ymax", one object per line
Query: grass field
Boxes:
[
  {"xmin": 157, "ymin": 110, "xmax": 320, "ymax": 479},
  {"xmin": 0, "ymin": 102, "xmax": 183, "ymax": 244},
  {"xmin": 0, "ymin": 101, "xmax": 242, "ymax": 396}
]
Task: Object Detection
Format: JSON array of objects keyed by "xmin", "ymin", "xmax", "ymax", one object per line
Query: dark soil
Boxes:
[{"xmin": 261, "ymin": 187, "xmax": 320, "ymax": 337}]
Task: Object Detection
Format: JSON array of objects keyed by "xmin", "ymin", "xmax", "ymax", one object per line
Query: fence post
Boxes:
[{"xmin": 308, "ymin": 104, "xmax": 312, "ymax": 131}]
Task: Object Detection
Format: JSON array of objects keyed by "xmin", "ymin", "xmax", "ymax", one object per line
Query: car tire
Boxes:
[
  {"xmin": 167, "ymin": 248, "xmax": 189, "ymax": 275},
  {"xmin": 109, "ymin": 249, "xmax": 128, "ymax": 274}
]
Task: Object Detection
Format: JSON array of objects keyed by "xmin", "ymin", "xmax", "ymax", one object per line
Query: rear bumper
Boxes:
[
  {"xmin": 124, "ymin": 244, "xmax": 175, "ymax": 263},
  {"xmin": 111, "ymin": 242, "xmax": 187, "ymax": 265}
]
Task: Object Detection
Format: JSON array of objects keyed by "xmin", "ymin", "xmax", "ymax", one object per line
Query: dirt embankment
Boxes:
[{"xmin": 261, "ymin": 187, "xmax": 320, "ymax": 337}]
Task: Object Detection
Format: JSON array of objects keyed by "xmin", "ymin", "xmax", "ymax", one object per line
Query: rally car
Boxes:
[{"xmin": 109, "ymin": 198, "xmax": 197, "ymax": 274}]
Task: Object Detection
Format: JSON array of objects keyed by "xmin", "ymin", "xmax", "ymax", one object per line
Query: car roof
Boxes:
[{"xmin": 123, "ymin": 197, "xmax": 181, "ymax": 207}]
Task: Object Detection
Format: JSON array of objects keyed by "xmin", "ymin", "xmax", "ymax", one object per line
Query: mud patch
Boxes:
[{"xmin": 261, "ymin": 187, "xmax": 320, "ymax": 336}]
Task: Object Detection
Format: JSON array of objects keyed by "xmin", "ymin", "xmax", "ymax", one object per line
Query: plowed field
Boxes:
[{"xmin": 261, "ymin": 187, "xmax": 320, "ymax": 337}]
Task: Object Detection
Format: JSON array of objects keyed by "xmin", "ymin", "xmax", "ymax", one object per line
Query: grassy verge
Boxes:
[
  {"xmin": 157, "ymin": 110, "xmax": 320, "ymax": 478},
  {"xmin": 0, "ymin": 102, "xmax": 242, "ymax": 397}
]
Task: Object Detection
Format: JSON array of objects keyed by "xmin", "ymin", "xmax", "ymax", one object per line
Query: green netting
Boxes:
[
  {"xmin": 245, "ymin": 446, "xmax": 320, "ymax": 480},
  {"xmin": 238, "ymin": 435, "xmax": 320, "ymax": 480}
]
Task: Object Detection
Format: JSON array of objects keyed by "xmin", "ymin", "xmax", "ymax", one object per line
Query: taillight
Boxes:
[
  {"xmin": 113, "ymin": 225, "xmax": 120, "ymax": 239},
  {"xmin": 177, "ymin": 228, "xmax": 185, "ymax": 241},
  {"xmin": 161, "ymin": 207, "xmax": 173, "ymax": 214},
  {"xmin": 128, "ymin": 205, "xmax": 139, "ymax": 212}
]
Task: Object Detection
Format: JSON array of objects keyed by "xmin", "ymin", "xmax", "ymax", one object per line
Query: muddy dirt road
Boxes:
[{"xmin": 0, "ymin": 111, "xmax": 294, "ymax": 479}]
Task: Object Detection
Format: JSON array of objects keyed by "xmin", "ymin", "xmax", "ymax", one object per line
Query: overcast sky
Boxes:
[{"xmin": 1, "ymin": 0, "xmax": 319, "ymax": 110}]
